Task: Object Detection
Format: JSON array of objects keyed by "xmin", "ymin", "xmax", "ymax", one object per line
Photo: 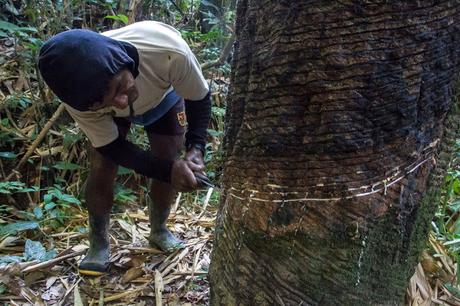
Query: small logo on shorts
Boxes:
[{"xmin": 177, "ymin": 111, "xmax": 187, "ymax": 127}]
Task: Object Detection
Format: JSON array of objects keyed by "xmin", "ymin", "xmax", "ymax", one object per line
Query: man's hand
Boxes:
[
  {"xmin": 185, "ymin": 147, "xmax": 204, "ymax": 168},
  {"xmin": 170, "ymin": 159, "xmax": 204, "ymax": 192}
]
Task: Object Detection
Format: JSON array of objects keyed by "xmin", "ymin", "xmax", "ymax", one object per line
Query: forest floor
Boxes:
[
  {"xmin": 0, "ymin": 191, "xmax": 217, "ymax": 306},
  {"xmin": 2, "ymin": 196, "xmax": 460, "ymax": 306},
  {"xmin": 408, "ymin": 236, "xmax": 460, "ymax": 305}
]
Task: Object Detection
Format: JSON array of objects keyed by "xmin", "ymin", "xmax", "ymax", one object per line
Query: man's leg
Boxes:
[
  {"xmin": 145, "ymin": 99, "xmax": 186, "ymax": 251},
  {"xmin": 147, "ymin": 133, "xmax": 185, "ymax": 251},
  {"xmin": 78, "ymin": 147, "xmax": 118, "ymax": 274},
  {"xmin": 79, "ymin": 118, "xmax": 130, "ymax": 274}
]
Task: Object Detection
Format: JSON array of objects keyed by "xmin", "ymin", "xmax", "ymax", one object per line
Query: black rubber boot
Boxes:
[
  {"xmin": 79, "ymin": 213, "xmax": 110, "ymax": 276},
  {"xmin": 148, "ymin": 199, "xmax": 184, "ymax": 252}
]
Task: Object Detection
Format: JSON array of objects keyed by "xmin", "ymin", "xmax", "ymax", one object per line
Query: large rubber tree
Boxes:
[{"xmin": 209, "ymin": 1, "xmax": 460, "ymax": 305}]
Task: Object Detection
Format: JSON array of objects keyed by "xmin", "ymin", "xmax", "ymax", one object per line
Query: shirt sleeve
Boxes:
[
  {"xmin": 169, "ymin": 47, "xmax": 209, "ymax": 101},
  {"xmin": 64, "ymin": 104, "xmax": 119, "ymax": 148}
]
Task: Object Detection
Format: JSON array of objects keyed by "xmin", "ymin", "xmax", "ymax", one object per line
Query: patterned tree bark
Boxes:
[{"xmin": 210, "ymin": 1, "xmax": 460, "ymax": 305}]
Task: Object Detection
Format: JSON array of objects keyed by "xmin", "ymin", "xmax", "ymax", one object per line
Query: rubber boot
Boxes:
[
  {"xmin": 148, "ymin": 199, "xmax": 184, "ymax": 252},
  {"xmin": 78, "ymin": 213, "xmax": 110, "ymax": 276}
]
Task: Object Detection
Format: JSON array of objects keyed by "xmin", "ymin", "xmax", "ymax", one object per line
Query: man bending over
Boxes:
[{"xmin": 38, "ymin": 21, "xmax": 211, "ymax": 275}]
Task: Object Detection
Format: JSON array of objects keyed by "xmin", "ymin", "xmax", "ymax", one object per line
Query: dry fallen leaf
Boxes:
[{"xmin": 122, "ymin": 266, "xmax": 145, "ymax": 284}]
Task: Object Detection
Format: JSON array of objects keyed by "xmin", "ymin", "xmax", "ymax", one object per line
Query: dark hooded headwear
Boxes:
[{"xmin": 38, "ymin": 29, "xmax": 139, "ymax": 111}]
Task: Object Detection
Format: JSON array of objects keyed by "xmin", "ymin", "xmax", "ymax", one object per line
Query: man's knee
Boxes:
[{"xmin": 88, "ymin": 147, "xmax": 118, "ymax": 179}]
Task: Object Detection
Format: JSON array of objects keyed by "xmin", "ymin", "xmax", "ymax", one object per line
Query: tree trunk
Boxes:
[{"xmin": 209, "ymin": 1, "xmax": 460, "ymax": 305}]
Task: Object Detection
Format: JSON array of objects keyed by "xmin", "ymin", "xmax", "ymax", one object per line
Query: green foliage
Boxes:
[
  {"xmin": 114, "ymin": 183, "xmax": 137, "ymax": 204},
  {"xmin": 0, "ymin": 181, "xmax": 39, "ymax": 194},
  {"xmin": 212, "ymin": 106, "xmax": 225, "ymax": 117},
  {"xmin": 0, "ymin": 240, "xmax": 56, "ymax": 265},
  {"xmin": 61, "ymin": 129, "xmax": 84, "ymax": 149},
  {"xmin": 444, "ymin": 283, "xmax": 460, "ymax": 298},
  {"xmin": 0, "ymin": 20, "xmax": 37, "ymax": 38},
  {"xmin": 24, "ymin": 239, "xmax": 57, "ymax": 261},
  {"xmin": 3, "ymin": 93, "xmax": 32, "ymax": 110},
  {"xmin": 117, "ymin": 166, "xmax": 134, "ymax": 176},
  {"xmin": 52, "ymin": 161, "xmax": 83, "ymax": 171},
  {"xmin": 0, "ymin": 255, "xmax": 23, "ymax": 264},
  {"xmin": 105, "ymin": 14, "xmax": 129, "ymax": 25},
  {"xmin": 43, "ymin": 186, "xmax": 81, "ymax": 209},
  {"xmin": 0, "ymin": 151, "xmax": 17, "ymax": 159},
  {"xmin": 0, "ymin": 221, "xmax": 40, "ymax": 235},
  {"xmin": 433, "ymin": 140, "xmax": 460, "ymax": 282},
  {"xmin": 435, "ymin": 168, "xmax": 460, "ymax": 237}
]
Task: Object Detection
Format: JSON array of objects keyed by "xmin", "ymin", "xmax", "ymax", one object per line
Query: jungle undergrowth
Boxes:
[{"xmin": 0, "ymin": 1, "xmax": 232, "ymax": 303}]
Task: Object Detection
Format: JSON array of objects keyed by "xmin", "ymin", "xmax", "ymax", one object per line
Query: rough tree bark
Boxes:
[{"xmin": 209, "ymin": 1, "xmax": 460, "ymax": 305}]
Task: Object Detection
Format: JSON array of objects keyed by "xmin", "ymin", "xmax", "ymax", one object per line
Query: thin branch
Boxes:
[
  {"xmin": 21, "ymin": 249, "xmax": 85, "ymax": 273},
  {"xmin": 127, "ymin": 0, "xmax": 142, "ymax": 24},
  {"xmin": 168, "ymin": 0, "xmax": 185, "ymax": 17},
  {"xmin": 6, "ymin": 103, "xmax": 66, "ymax": 181},
  {"xmin": 201, "ymin": 32, "xmax": 235, "ymax": 71}
]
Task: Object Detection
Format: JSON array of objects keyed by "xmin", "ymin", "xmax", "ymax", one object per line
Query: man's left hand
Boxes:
[{"xmin": 185, "ymin": 147, "xmax": 204, "ymax": 170}]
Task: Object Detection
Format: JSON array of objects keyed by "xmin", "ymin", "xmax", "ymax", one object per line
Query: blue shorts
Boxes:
[
  {"xmin": 129, "ymin": 90, "xmax": 181, "ymax": 126},
  {"xmin": 113, "ymin": 90, "xmax": 186, "ymax": 136}
]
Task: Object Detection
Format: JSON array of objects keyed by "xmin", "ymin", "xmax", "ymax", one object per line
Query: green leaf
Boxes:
[
  {"xmin": 44, "ymin": 202, "xmax": 57, "ymax": 211},
  {"xmin": 118, "ymin": 14, "xmax": 129, "ymax": 24},
  {"xmin": 4, "ymin": 2, "xmax": 19, "ymax": 15},
  {"xmin": 117, "ymin": 166, "xmax": 133, "ymax": 176},
  {"xmin": 50, "ymin": 188, "xmax": 63, "ymax": 198},
  {"xmin": 24, "ymin": 240, "xmax": 57, "ymax": 262},
  {"xmin": 44, "ymin": 193, "xmax": 53, "ymax": 204},
  {"xmin": 207, "ymin": 128, "xmax": 223, "ymax": 137},
  {"xmin": 52, "ymin": 161, "xmax": 82, "ymax": 170},
  {"xmin": 0, "ymin": 221, "xmax": 39, "ymax": 235},
  {"xmin": 0, "ymin": 152, "xmax": 17, "ymax": 159},
  {"xmin": 33, "ymin": 207, "xmax": 43, "ymax": 219},
  {"xmin": 17, "ymin": 27, "xmax": 37, "ymax": 33},
  {"xmin": 104, "ymin": 14, "xmax": 129, "ymax": 25},
  {"xmin": 445, "ymin": 283, "xmax": 460, "ymax": 299},
  {"xmin": 60, "ymin": 194, "xmax": 80, "ymax": 205},
  {"xmin": 49, "ymin": 209, "xmax": 65, "ymax": 224},
  {"xmin": 0, "ymin": 181, "xmax": 27, "ymax": 194},
  {"xmin": 212, "ymin": 106, "xmax": 225, "ymax": 117},
  {"xmin": 18, "ymin": 186, "xmax": 39, "ymax": 193},
  {"xmin": 0, "ymin": 21, "xmax": 20, "ymax": 32},
  {"xmin": 453, "ymin": 179, "xmax": 460, "ymax": 194},
  {"xmin": 449, "ymin": 200, "xmax": 460, "ymax": 212},
  {"xmin": 0, "ymin": 255, "xmax": 23, "ymax": 264}
]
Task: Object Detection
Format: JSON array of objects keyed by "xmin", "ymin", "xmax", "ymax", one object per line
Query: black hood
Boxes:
[{"xmin": 38, "ymin": 29, "xmax": 139, "ymax": 111}]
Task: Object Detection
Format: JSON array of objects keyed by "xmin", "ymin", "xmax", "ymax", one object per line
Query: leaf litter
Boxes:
[
  {"xmin": 406, "ymin": 234, "xmax": 460, "ymax": 306},
  {"xmin": 0, "ymin": 191, "xmax": 216, "ymax": 305}
]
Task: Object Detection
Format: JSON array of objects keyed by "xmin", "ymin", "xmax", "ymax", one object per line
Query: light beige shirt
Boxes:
[{"xmin": 64, "ymin": 21, "xmax": 209, "ymax": 147}]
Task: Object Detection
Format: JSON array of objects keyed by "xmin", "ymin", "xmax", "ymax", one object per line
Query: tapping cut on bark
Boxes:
[{"xmin": 210, "ymin": 1, "xmax": 460, "ymax": 305}]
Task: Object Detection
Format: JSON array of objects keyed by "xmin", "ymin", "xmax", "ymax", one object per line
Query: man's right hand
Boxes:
[{"xmin": 170, "ymin": 159, "xmax": 204, "ymax": 192}]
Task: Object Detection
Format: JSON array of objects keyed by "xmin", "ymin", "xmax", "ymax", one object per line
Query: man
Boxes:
[{"xmin": 38, "ymin": 21, "xmax": 211, "ymax": 276}]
